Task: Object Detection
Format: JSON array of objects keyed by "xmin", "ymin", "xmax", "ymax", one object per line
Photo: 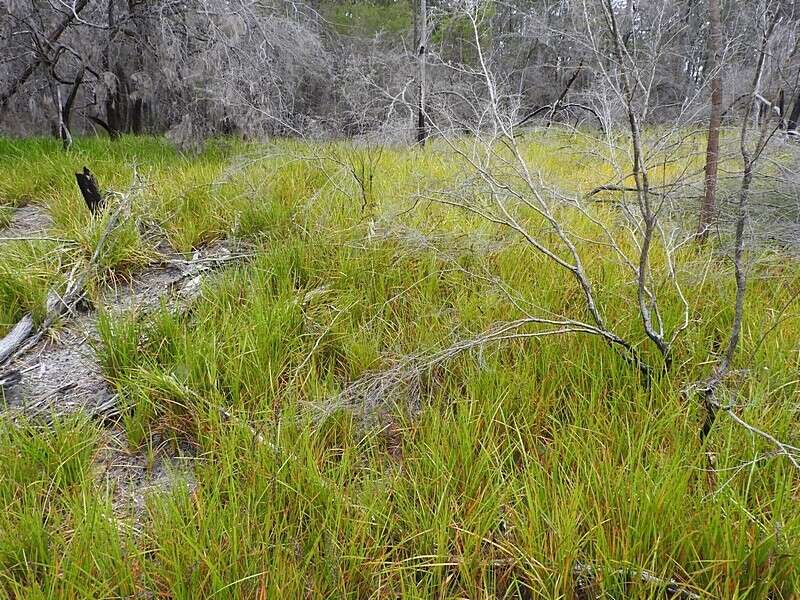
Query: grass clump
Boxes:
[
  {"xmin": 0, "ymin": 206, "xmax": 13, "ymax": 228},
  {"xmin": 0, "ymin": 240, "xmax": 64, "ymax": 336},
  {"xmin": 0, "ymin": 417, "xmax": 135, "ymax": 598},
  {"xmin": 0, "ymin": 134, "xmax": 798, "ymax": 597}
]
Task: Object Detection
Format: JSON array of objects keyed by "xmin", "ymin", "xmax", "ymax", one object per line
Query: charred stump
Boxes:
[{"xmin": 75, "ymin": 167, "xmax": 105, "ymax": 215}]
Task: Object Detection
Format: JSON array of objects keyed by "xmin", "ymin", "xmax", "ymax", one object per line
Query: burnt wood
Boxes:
[{"xmin": 75, "ymin": 167, "xmax": 105, "ymax": 215}]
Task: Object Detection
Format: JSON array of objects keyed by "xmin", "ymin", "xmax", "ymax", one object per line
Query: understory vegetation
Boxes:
[{"xmin": 0, "ymin": 134, "xmax": 798, "ymax": 598}]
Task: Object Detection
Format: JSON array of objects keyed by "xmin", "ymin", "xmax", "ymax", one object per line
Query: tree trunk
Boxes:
[
  {"xmin": 59, "ymin": 67, "xmax": 85, "ymax": 151},
  {"xmin": 698, "ymin": 0, "xmax": 723, "ymax": 240},
  {"xmin": 107, "ymin": 64, "xmax": 131, "ymax": 134},
  {"xmin": 131, "ymin": 98, "xmax": 144, "ymax": 134},
  {"xmin": 416, "ymin": 0, "xmax": 428, "ymax": 146},
  {"xmin": 101, "ymin": 0, "xmax": 121, "ymax": 139},
  {"xmin": 788, "ymin": 92, "xmax": 800, "ymax": 131}
]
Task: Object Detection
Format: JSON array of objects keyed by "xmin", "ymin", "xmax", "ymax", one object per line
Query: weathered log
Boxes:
[
  {"xmin": 0, "ymin": 318, "xmax": 34, "ymax": 367},
  {"xmin": 0, "ymin": 369, "xmax": 22, "ymax": 395},
  {"xmin": 75, "ymin": 167, "xmax": 105, "ymax": 215},
  {"xmin": 0, "ymin": 291, "xmax": 63, "ymax": 366}
]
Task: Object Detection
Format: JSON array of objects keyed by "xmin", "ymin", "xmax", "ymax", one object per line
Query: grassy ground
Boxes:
[{"xmin": 0, "ymin": 134, "xmax": 798, "ymax": 598}]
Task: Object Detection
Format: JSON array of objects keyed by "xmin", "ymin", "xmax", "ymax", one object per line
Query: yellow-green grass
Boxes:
[
  {"xmin": 0, "ymin": 134, "xmax": 797, "ymax": 598},
  {"xmin": 0, "ymin": 240, "xmax": 65, "ymax": 334},
  {"xmin": 0, "ymin": 206, "xmax": 12, "ymax": 229}
]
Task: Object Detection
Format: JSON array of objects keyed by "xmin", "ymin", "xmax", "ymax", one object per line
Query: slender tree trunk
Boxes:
[
  {"xmin": 59, "ymin": 67, "xmax": 84, "ymax": 151},
  {"xmin": 102, "ymin": 0, "xmax": 121, "ymax": 139},
  {"xmin": 56, "ymin": 87, "xmax": 70, "ymax": 150},
  {"xmin": 698, "ymin": 0, "xmax": 723, "ymax": 240},
  {"xmin": 412, "ymin": 0, "xmax": 418, "ymax": 55},
  {"xmin": 127, "ymin": 0, "xmax": 149, "ymax": 133},
  {"xmin": 416, "ymin": 0, "xmax": 428, "ymax": 146},
  {"xmin": 788, "ymin": 92, "xmax": 800, "ymax": 131},
  {"xmin": 131, "ymin": 98, "xmax": 144, "ymax": 134}
]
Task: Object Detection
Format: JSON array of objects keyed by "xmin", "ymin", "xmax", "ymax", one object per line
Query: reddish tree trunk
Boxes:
[{"xmin": 698, "ymin": 0, "xmax": 723, "ymax": 240}]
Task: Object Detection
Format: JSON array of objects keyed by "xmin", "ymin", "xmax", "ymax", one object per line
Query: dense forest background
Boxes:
[{"xmin": 3, "ymin": 0, "xmax": 799, "ymax": 144}]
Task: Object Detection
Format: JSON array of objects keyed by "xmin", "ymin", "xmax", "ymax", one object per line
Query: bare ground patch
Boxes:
[
  {"xmin": 0, "ymin": 204, "xmax": 53, "ymax": 239},
  {"xmin": 95, "ymin": 429, "xmax": 197, "ymax": 523},
  {"xmin": 1, "ymin": 240, "xmax": 249, "ymax": 517}
]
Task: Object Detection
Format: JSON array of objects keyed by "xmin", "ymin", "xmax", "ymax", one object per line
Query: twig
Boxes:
[
  {"xmin": 710, "ymin": 397, "xmax": 800, "ymax": 470},
  {"xmin": 160, "ymin": 253, "xmax": 255, "ymax": 266}
]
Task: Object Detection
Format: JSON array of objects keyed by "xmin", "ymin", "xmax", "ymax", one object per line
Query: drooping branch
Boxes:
[
  {"xmin": 0, "ymin": 0, "xmax": 91, "ymax": 110},
  {"xmin": 315, "ymin": 317, "xmax": 618, "ymax": 423}
]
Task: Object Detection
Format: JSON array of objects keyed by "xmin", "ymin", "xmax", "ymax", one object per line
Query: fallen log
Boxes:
[{"xmin": 0, "ymin": 293, "xmax": 63, "ymax": 366}]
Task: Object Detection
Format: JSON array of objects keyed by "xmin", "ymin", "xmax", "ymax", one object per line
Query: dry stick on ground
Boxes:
[
  {"xmin": 0, "ymin": 236, "xmax": 74, "ymax": 243},
  {"xmin": 316, "ymin": 317, "xmax": 606, "ymax": 423},
  {"xmin": 2, "ymin": 245, "xmax": 254, "ymax": 423},
  {"xmin": 0, "ymin": 169, "xmax": 141, "ymax": 368}
]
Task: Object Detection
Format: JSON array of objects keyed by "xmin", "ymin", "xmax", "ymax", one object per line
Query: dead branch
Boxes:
[
  {"xmin": 0, "ymin": 0, "xmax": 91, "ymax": 109},
  {"xmin": 586, "ymin": 185, "xmax": 668, "ymax": 198},
  {"xmin": 314, "ymin": 317, "xmax": 615, "ymax": 423},
  {"xmin": 710, "ymin": 396, "xmax": 800, "ymax": 470},
  {"xmin": 0, "ymin": 236, "xmax": 74, "ymax": 243}
]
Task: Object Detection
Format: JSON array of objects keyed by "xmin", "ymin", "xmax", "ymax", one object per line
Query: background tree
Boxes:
[{"xmin": 698, "ymin": 0, "xmax": 723, "ymax": 240}]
